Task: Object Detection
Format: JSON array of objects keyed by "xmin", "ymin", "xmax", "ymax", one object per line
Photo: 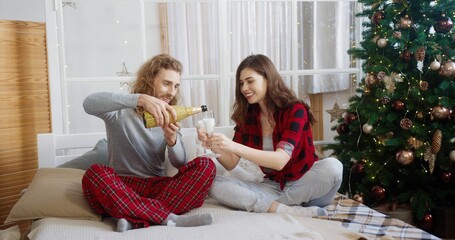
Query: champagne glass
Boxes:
[
  {"xmin": 193, "ymin": 114, "xmax": 205, "ymax": 157},
  {"xmin": 197, "ymin": 110, "xmax": 217, "ymax": 158}
]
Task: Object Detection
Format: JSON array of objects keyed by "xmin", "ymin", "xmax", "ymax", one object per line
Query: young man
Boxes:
[{"xmin": 82, "ymin": 54, "xmax": 215, "ymax": 232}]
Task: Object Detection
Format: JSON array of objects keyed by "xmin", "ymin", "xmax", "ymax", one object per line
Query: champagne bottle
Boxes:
[{"xmin": 143, "ymin": 105, "xmax": 208, "ymax": 128}]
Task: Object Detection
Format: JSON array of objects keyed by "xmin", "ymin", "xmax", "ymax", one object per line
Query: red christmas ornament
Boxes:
[
  {"xmin": 371, "ymin": 11, "xmax": 384, "ymax": 25},
  {"xmin": 371, "ymin": 185, "xmax": 386, "ymax": 201},
  {"xmin": 434, "ymin": 15, "xmax": 453, "ymax": 33},
  {"xmin": 344, "ymin": 112, "xmax": 358, "ymax": 124},
  {"xmin": 417, "ymin": 213, "xmax": 434, "ymax": 230},
  {"xmin": 440, "ymin": 171, "xmax": 453, "ymax": 183},
  {"xmin": 392, "ymin": 100, "xmax": 405, "ymax": 110},
  {"xmin": 352, "ymin": 161, "xmax": 365, "ymax": 175},
  {"xmin": 400, "ymin": 49, "xmax": 412, "ymax": 61},
  {"xmin": 336, "ymin": 123, "xmax": 349, "ymax": 134}
]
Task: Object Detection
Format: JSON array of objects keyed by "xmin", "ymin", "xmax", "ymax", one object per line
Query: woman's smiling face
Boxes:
[{"xmin": 239, "ymin": 67, "xmax": 267, "ymax": 106}]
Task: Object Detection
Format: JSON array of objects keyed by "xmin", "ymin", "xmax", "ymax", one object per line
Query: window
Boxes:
[{"xmin": 45, "ymin": 0, "xmax": 360, "ymax": 141}]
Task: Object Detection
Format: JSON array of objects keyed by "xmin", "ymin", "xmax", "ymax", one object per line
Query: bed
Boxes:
[{"xmin": 4, "ymin": 127, "xmax": 440, "ymax": 240}]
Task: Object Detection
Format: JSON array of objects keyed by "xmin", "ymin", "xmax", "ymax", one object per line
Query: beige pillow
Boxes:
[
  {"xmin": 0, "ymin": 225, "xmax": 20, "ymax": 240},
  {"xmin": 4, "ymin": 168, "xmax": 101, "ymax": 223}
]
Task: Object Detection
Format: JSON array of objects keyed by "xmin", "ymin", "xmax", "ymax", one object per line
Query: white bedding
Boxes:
[
  {"xmin": 24, "ymin": 127, "xmax": 437, "ymax": 240},
  {"xmin": 27, "ymin": 198, "xmax": 365, "ymax": 240}
]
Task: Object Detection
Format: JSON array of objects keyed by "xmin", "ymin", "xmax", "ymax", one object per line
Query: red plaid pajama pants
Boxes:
[{"xmin": 81, "ymin": 157, "xmax": 215, "ymax": 228}]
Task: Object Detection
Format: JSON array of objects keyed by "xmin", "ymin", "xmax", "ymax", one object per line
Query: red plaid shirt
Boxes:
[{"xmin": 233, "ymin": 103, "xmax": 318, "ymax": 189}]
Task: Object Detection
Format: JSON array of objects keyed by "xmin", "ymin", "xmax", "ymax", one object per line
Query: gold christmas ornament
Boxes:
[
  {"xmin": 450, "ymin": 150, "xmax": 455, "ymax": 162},
  {"xmin": 372, "ymin": 35, "xmax": 380, "ymax": 43},
  {"xmin": 431, "ymin": 130, "xmax": 442, "ymax": 154},
  {"xmin": 439, "ymin": 61, "xmax": 455, "ymax": 77},
  {"xmin": 396, "ymin": 149, "xmax": 415, "ymax": 165},
  {"xmin": 416, "ymin": 111, "xmax": 424, "ymax": 119},
  {"xmin": 377, "ymin": 38, "xmax": 388, "ymax": 48},
  {"xmin": 365, "ymin": 74, "xmax": 378, "ymax": 86},
  {"xmin": 419, "ymin": 81, "xmax": 429, "ymax": 91},
  {"xmin": 431, "ymin": 106, "xmax": 450, "ymax": 119},
  {"xmin": 398, "ymin": 16, "xmax": 412, "ymax": 29}
]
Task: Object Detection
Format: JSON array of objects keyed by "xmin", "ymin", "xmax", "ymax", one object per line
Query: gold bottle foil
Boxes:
[{"xmin": 143, "ymin": 105, "xmax": 207, "ymax": 128}]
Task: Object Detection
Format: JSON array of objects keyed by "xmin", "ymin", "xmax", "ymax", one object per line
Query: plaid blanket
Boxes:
[{"xmin": 320, "ymin": 194, "xmax": 440, "ymax": 240}]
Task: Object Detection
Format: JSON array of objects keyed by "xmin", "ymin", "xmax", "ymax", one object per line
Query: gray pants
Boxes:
[{"xmin": 208, "ymin": 157, "xmax": 343, "ymax": 213}]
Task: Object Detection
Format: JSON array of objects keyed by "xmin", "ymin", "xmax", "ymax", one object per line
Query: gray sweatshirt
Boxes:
[{"xmin": 83, "ymin": 92, "xmax": 187, "ymax": 177}]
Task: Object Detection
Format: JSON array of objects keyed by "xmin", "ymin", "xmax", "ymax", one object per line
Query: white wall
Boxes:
[{"xmin": 0, "ymin": 0, "xmax": 45, "ymax": 22}]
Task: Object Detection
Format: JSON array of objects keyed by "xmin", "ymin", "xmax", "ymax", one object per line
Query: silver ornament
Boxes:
[
  {"xmin": 362, "ymin": 123, "xmax": 373, "ymax": 134},
  {"xmin": 450, "ymin": 150, "xmax": 455, "ymax": 162},
  {"xmin": 430, "ymin": 60, "xmax": 441, "ymax": 70}
]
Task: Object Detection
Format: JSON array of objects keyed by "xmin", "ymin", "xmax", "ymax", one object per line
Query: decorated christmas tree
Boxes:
[{"xmin": 326, "ymin": 0, "xmax": 455, "ymax": 231}]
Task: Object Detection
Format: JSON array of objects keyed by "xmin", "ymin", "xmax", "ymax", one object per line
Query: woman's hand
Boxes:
[
  {"xmin": 138, "ymin": 94, "xmax": 177, "ymax": 127},
  {"xmin": 163, "ymin": 122, "xmax": 180, "ymax": 146},
  {"xmin": 206, "ymin": 133, "xmax": 237, "ymax": 153}
]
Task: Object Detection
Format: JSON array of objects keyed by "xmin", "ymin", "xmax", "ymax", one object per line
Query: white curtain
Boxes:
[
  {"xmin": 163, "ymin": 1, "xmax": 352, "ymax": 127},
  {"xmin": 166, "ymin": 2, "xmax": 220, "ymax": 127},
  {"xmin": 301, "ymin": 1, "xmax": 351, "ymax": 94},
  {"xmin": 48, "ymin": 0, "xmax": 356, "ymax": 134}
]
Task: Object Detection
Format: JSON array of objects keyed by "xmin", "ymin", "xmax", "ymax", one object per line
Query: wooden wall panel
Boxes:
[
  {"xmin": 310, "ymin": 93, "xmax": 323, "ymax": 141},
  {"xmin": 0, "ymin": 20, "xmax": 51, "ymax": 233}
]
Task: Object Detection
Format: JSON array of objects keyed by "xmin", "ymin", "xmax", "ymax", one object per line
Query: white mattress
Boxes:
[{"xmin": 27, "ymin": 198, "xmax": 366, "ymax": 240}]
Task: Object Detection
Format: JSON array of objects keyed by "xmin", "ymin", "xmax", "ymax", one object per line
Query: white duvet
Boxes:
[{"xmin": 27, "ymin": 198, "xmax": 366, "ymax": 240}]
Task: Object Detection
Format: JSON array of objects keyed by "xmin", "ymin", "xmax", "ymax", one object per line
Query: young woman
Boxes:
[
  {"xmin": 82, "ymin": 54, "xmax": 215, "ymax": 232},
  {"xmin": 201, "ymin": 54, "xmax": 343, "ymax": 217}
]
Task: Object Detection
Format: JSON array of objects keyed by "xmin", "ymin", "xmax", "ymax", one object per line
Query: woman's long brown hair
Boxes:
[{"xmin": 231, "ymin": 54, "xmax": 315, "ymax": 125}]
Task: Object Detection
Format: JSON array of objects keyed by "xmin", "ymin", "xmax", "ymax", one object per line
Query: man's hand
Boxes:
[
  {"xmin": 163, "ymin": 122, "xmax": 180, "ymax": 146},
  {"xmin": 138, "ymin": 94, "xmax": 177, "ymax": 127}
]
